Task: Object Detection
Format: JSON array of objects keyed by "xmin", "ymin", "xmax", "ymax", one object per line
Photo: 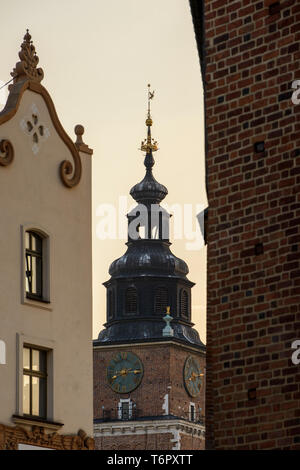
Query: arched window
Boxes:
[
  {"xmin": 154, "ymin": 287, "xmax": 168, "ymax": 314},
  {"xmin": 25, "ymin": 231, "xmax": 43, "ymax": 300},
  {"xmin": 108, "ymin": 290, "xmax": 115, "ymax": 319},
  {"xmin": 180, "ymin": 289, "xmax": 189, "ymax": 318},
  {"xmin": 125, "ymin": 287, "xmax": 138, "ymax": 314},
  {"xmin": 24, "ymin": 228, "xmax": 50, "ymax": 303}
]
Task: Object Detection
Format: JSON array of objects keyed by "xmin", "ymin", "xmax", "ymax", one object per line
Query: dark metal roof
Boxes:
[
  {"xmin": 94, "ymin": 320, "xmax": 205, "ymax": 348},
  {"xmin": 108, "ymin": 240, "xmax": 190, "ymax": 280}
]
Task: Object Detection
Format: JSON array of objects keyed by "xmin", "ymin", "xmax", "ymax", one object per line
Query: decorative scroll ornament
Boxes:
[
  {"xmin": 0, "ymin": 140, "xmax": 14, "ymax": 166},
  {"xmin": 59, "ymin": 125, "xmax": 84, "ymax": 188},
  {"xmin": 10, "ymin": 29, "xmax": 44, "ymax": 85}
]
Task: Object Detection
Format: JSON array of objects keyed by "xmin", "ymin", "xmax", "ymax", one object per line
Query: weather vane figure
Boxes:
[{"xmin": 140, "ymin": 84, "xmax": 158, "ymax": 153}]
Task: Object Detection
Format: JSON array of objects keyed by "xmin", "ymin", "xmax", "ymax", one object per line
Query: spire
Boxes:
[
  {"xmin": 140, "ymin": 84, "xmax": 158, "ymax": 156},
  {"xmin": 10, "ymin": 29, "xmax": 44, "ymax": 86},
  {"xmin": 130, "ymin": 84, "xmax": 167, "ymax": 204}
]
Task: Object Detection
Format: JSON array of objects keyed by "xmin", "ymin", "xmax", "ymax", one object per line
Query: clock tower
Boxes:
[{"xmin": 93, "ymin": 86, "xmax": 205, "ymax": 450}]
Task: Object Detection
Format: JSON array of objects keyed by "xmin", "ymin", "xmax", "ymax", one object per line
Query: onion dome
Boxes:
[{"xmin": 130, "ymin": 156, "xmax": 168, "ymax": 204}]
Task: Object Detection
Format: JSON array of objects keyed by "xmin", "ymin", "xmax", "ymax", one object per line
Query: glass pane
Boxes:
[
  {"xmin": 32, "ymin": 349, "xmax": 39, "ymax": 371},
  {"xmin": 25, "ymin": 274, "xmax": 30, "ymax": 293},
  {"xmin": 23, "ymin": 347, "xmax": 30, "ymax": 369},
  {"xmin": 121, "ymin": 402, "xmax": 130, "ymax": 420},
  {"xmin": 36, "ymin": 256, "xmax": 42, "ymax": 296},
  {"xmin": 25, "ymin": 254, "xmax": 32, "ymax": 289},
  {"xmin": 32, "ymin": 349, "xmax": 46, "ymax": 373},
  {"xmin": 39, "ymin": 350, "xmax": 47, "ymax": 373},
  {"xmin": 32, "ymin": 376, "xmax": 46, "ymax": 417},
  {"xmin": 29, "ymin": 256, "xmax": 42, "ymax": 296},
  {"xmin": 35, "ymin": 235, "xmax": 42, "ymax": 254},
  {"xmin": 31, "ymin": 233, "xmax": 36, "ymax": 251},
  {"xmin": 25, "ymin": 232, "xmax": 30, "ymax": 249},
  {"xmin": 31, "ymin": 257, "xmax": 37, "ymax": 294},
  {"xmin": 23, "ymin": 375, "xmax": 30, "ymax": 415},
  {"xmin": 32, "ymin": 376, "xmax": 39, "ymax": 415}
]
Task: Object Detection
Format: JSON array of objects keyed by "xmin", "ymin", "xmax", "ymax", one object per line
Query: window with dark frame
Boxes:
[
  {"xmin": 120, "ymin": 401, "xmax": 130, "ymax": 420},
  {"xmin": 125, "ymin": 287, "xmax": 137, "ymax": 314},
  {"xmin": 190, "ymin": 403, "xmax": 195, "ymax": 422},
  {"xmin": 23, "ymin": 346, "xmax": 47, "ymax": 419},
  {"xmin": 154, "ymin": 286, "xmax": 168, "ymax": 314},
  {"xmin": 180, "ymin": 289, "xmax": 189, "ymax": 318},
  {"xmin": 25, "ymin": 231, "xmax": 43, "ymax": 300}
]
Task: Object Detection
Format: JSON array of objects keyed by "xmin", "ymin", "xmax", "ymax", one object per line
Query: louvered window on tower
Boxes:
[
  {"xmin": 125, "ymin": 287, "xmax": 138, "ymax": 314},
  {"xmin": 180, "ymin": 289, "xmax": 189, "ymax": 318},
  {"xmin": 154, "ymin": 287, "xmax": 168, "ymax": 314}
]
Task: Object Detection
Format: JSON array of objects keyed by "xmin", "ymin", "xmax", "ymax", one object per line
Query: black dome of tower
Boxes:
[{"xmin": 95, "ymin": 86, "xmax": 203, "ymax": 347}]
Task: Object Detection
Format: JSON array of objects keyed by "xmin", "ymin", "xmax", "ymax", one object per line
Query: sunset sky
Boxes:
[{"xmin": 0, "ymin": 0, "xmax": 207, "ymax": 342}]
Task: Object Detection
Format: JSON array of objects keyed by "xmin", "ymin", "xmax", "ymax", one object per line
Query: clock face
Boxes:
[
  {"xmin": 107, "ymin": 351, "xmax": 144, "ymax": 394},
  {"xmin": 183, "ymin": 356, "xmax": 203, "ymax": 397}
]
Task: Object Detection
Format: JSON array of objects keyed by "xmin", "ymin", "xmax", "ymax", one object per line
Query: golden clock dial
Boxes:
[
  {"xmin": 183, "ymin": 356, "xmax": 203, "ymax": 397},
  {"xmin": 107, "ymin": 351, "xmax": 144, "ymax": 394}
]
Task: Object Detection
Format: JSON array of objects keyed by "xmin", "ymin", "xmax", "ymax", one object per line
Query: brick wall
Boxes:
[
  {"xmin": 94, "ymin": 342, "xmax": 204, "ymax": 421},
  {"xmin": 191, "ymin": 0, "xmax": 300, "ymax": 449},
  {"xmin": 95, "ymin": 432, "xmax": 205, "ymax": 450},
  {"xmin": 93, "ymin": 341, "xmax": 205, "ymax": 450},
  {"xmin": 95, "ymin": 433, "xmax": 174, "ymax": 450}
]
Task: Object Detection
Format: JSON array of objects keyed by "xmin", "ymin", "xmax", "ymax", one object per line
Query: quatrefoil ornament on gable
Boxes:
[{"xmin": 20, "ymin": 103, "xmax": 50, "ymax": 154}]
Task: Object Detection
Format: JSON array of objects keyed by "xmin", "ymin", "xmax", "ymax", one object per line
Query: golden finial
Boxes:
[{"xmin": 140, "ymin": 84, "xmax": 158, "ymax": 153}]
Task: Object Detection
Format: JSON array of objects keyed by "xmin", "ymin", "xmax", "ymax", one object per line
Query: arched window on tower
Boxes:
[
  {"xmin": 154, "ymin": 287, "xmax": 168, "ymax": 314},
  {"xmin": 125, "ymin": 287, "xmax": 138, "ymax": 315},
  {"xmin": 180, "ymin": 289, "xmax": 189, "ymax": 319}
]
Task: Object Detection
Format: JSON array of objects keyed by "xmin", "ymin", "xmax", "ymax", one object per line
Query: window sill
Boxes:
[
  {"xmin": 22, "ymin": 295, "xmax": 52, "ymax": 311},
  {"xmin": 12, "ymin": 414, "xmax": 64, "ymax": 431},
  {"xmin": 26, "ymin": 294, "xmax": 50, "ymax": 303}
]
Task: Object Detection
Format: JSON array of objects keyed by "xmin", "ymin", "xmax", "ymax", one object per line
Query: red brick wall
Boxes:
[
  {"xmin": 93, "ymin": 341, "xmax": 205, "ymax": 450},
  {"xmin": 95, "ymin": 432, "xmax": 174, "ymax": 450},
  {"xmin": 95, "ymin": 432, "xmax": 205, "ymax": 450},
  {"xmin": 94, "ymin": 342, "xmax": 204, "ymax": 420},
  {"xmin": 200, "ymin": 0, "xmax": 300, "ymax": 449},
  {"xmin": 180, "ymin": 434, "xmax": 205, "ymax": 450}
]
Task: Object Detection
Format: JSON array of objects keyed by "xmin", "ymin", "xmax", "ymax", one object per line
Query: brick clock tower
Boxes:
[{"xmin": 93, "ymin": 87, "xmax": 205, "ymax": 451}]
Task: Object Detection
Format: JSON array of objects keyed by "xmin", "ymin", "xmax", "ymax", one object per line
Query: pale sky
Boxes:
[{"xmin": 0, "ymin": 0, "xmax": 207, "ymax": 343}]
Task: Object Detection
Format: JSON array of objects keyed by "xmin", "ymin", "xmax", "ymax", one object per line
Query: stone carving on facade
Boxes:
[
  {"xmin": 10, "ymin": 29, "xmax": 44, "ymax": 86},
  {"xmin": 0, "ymin": 423, "xmax": 94, "ymax": 450},
  {"xmin": 20, "ymin": 103, "xmax": 50, "ymax": 155}
]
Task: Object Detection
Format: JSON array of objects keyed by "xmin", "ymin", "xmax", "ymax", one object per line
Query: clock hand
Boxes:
[
  {"xmin": 111, "ymin": 368, "xmax": 141, "ymax": 380},
  {"xmin": 188, "ymin": 372, "xmax": 204, "ymax": 382},
  {"xmin": 126, "ymin": 369, "xmax": 141, "ymax": 374}
]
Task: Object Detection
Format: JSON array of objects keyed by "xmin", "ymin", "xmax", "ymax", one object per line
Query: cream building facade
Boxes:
[{"xmin": 0, "ymin": 31, "xmax": 94, "ymax": 450}]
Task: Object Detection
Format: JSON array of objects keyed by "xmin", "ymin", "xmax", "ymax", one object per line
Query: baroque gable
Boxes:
[{"xmin": 0, "ymin": 30, "xmax": 92, "ymax": 188}]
